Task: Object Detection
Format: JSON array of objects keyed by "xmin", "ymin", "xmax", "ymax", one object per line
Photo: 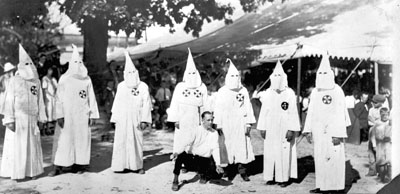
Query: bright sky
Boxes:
[{"xmin": 48, "ymin": 0, "xmax": 256, "ymax": 45}]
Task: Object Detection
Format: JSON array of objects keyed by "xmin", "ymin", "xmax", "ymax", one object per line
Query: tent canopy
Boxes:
[{"xmin": 162, "ymin": 0, "xmax": 394, "ymax": 64}]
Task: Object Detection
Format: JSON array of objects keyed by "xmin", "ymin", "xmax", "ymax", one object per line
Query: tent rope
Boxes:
[{"xmin": 340, "ymin": 43, "xmax": 377, "ymax": 87}]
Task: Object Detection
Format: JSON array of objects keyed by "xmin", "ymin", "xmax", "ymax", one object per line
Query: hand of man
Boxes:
[
  {"xmin": 170, "ymin": 153, "xmax": 178, "ymax": 161},
  {"xmin": 89, "ymin": 119, "xmax": 95, "ymax": 126},
  {"xmin": 217, "ymin": 128, "xmax": 223, "ymax": 136},
  {"xmin": 245, "ymin": 127, "xmax": 251, "ymax": 137},
  {"xmin": 57, "ymin": 118, "xmax": 65, "ymax": 128},
  {"xmin": 332, "ymin": 137, "xmax": 341, "ymax": 146},
  {"xmin": 216, "ymin": 165, "xmax": 224, "ymax": 174},
  {"xmin": 174, "ymin": 122, "xmax": 180, "ymax": 129},
  {"xmin": 140, "ymin": 122, "xmax": 148, "ymax": 130},
  {"xmin": 6, "ymin": 122, "xmax": 15, "ymax": 132},
  {"xmin": 260, "ymin": 130, "xmax": 266, "ymax": 139},
  {"xmin": 286, "ymin": 130, "xmax": 294, "ymax": 142},
  {"xmin": 305, "ymin": 133, "xmax": 313, "ymax": 144}
]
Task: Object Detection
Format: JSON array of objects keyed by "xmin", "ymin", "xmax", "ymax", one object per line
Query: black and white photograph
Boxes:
[{"xmin": 0, "ymin": 0, "xmax": 399, "ymax": 193}]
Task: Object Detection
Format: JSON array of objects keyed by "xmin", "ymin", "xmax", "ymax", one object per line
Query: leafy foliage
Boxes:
[
  {"xmin": 58, "ymin": 0, "xmax": 248, "ymax": 38},
  {"xmin": 0, "ymin": 0, "xmax": 62, "ymax": 67}
]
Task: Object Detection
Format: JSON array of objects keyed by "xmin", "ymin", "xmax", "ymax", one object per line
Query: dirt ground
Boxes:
[{"xmin": 0, "ymin": 115, "xmax": 387, "ymax": 194}]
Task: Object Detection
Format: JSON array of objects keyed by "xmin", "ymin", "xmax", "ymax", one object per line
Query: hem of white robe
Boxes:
[
  {"xmin": 54, "ymin": 161, "xmax": 90, "ymax": 167},
  {"xmin": 9, "ymin": 170, "xmax": 44, "ymax": 180},
  {"xmin": 319, "ymin": 186, "xmax": 345, "ymax": 191},
  {"xmin": 111, "ymin": 165, "xmax": 143, "ymax": 172},
  {"xmin": 263, "ymin": 176, "xmax": 274, "ymax": 182}
]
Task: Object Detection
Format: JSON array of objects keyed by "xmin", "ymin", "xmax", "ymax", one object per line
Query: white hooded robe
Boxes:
[
  {"xmin": 303, "ymin": 55, "xmax": 348, "ymax": 191},
  {"xmin": 1, "ymin": 45, "xmax": 46, "ymax": 179},
  {"xmin": 168, "ymin": 49, "xmax": 207, "ymax": 153},
  {"xmin": 256, "ymin": 61, "xmax": 300, "ymax": 182},
  {"xmin": 53, "ymin": 44, "xmax": 99, "ymax": 167},
  {"xmin": 214, "ymin": 59, "xmax": 256, "ymax": 165},
  {"xmin": 110, "ymin": 51, "xmax": 152, "ymax": 171}
]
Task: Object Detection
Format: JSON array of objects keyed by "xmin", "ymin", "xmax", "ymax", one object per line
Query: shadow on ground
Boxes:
[
  {"xmin": 0, "ymin": 188, "xmax": 41, "ymax": 194},
  {"xmin": 143, "ymin": 148, "xmax": 171, "ymax": 171},
  {"xmin": 344, "ymin": 160, "xmax": 361, "ymax": 193},
  {"xmin": 294, "ymin": 155, "xmax": 315, "ymax": 184},
  {"xmin": 89, "ymin": 138, "xmax": 113, "ymax": 173}
]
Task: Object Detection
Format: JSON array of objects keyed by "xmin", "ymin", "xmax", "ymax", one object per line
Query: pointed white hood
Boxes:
[
  {"xmin": 65, "ymin": 44, "xmax": 88, "ymax": 79},
  {"xmin": 225, "ymin": 59, "xmax": 242, "ymax": 90},
  {"xmin": 123, "ymin": 50, "xmax": 140, "ymax": 88},
  {"xmin": 270, "ymin": 60, "xmax": 288, "ymax": 91},
  {"xmin": 17, "ymin": 44, "xmax": 37, "ymax": 80},
  {"xmin": 182, "ymin": 48, "xmax": 202, "ymax": 88},
  {"xmin": 316, "ymin": 54, "xmax": 335, "ymax": 89}
]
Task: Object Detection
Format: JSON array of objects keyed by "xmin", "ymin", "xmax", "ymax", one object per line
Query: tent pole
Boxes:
[
  {"xmin": 297, "ymin": 57, "xmax": 302, "ymax": 119},
  {"xmin": 392, "ymin": 38, "xmax": 400, "ymax": 179},
  {"xmin": 374, "ymin": 62, "xmax": 379, "ymax": 94}
]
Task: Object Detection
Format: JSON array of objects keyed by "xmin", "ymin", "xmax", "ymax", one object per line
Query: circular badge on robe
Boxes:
[
  {"xmin": 131, "ymin": 88, "xmax": 140, "ymax": 96},
  {"xmin": 194, "ymin": 89, "xmax": 202, "ymax": 98},
  {"xmin": 182, "ymin": 89, "xmax": 191, "ymax": 97},
  {"xmin": 79, "ymin": 90, "xmax": 87, "ymax": 99},
  {"xmin": 281, "ymin": 101, "xmax": 289, "ymax": 110},
  {"xmin": 236, "ymin": 93, "xmax": 244, "ymax": 102},
  {"xmin": 322, "ymin": 95, "xmax": 332, "ymax": 104},
  {"xmin": 30, "ymin": 86, "xmax": 37, "ymax": 95}
]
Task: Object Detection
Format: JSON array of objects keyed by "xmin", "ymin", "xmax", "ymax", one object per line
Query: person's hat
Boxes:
[
  {"xmin": 372, "ymin": 94, "xmax": 385, "ymax": 103},
  {"xmin": 4, "ymin": 62, "xmax": 15, "ymax": 72}
]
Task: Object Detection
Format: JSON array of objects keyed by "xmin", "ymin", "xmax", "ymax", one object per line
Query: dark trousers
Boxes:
[
  {"xmin": 225, "ymin": 163, "xmax": 247, "ymax": 177},
  {"xmin": 173, "ymin": 152, "xmax": 219, "ymax": 179},
  {"xmin": 360, "ymin": 127, "xmax": 369, "ymax": 142}
]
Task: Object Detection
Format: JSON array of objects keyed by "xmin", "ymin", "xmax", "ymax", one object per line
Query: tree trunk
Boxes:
[{"xmin": 82, "ymin": 16, "xmax": 109, "ymax": 93}]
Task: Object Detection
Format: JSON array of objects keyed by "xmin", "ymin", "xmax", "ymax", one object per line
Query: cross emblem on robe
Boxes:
[
  {"xmin": 236, "ymin": 93, "xmax": 244, "ymax": 102},
  {"xmin": 79, "ymin": 90, "xmax": 87, "ymax": 99},
  {"xmin": 281, "ymin": 101, "xmax": 289, "ymax": 110},
  {"xmin": 182, "ymin": 89, "xmax": 191, "ymax": 97},
  {"xmin": 322, "ymin": 95, "xmax": 332, "ymax": 104},
  {"xmin": 30, "ymin": 86, "xmax": 37, "ymax": 95},
  {"xmin": 131, "ymin": 88, "xmax": 140, "ymax": 96},
  {"xmin": 194, "ymin": 89, "xmax": 201, "ymax": 98}
]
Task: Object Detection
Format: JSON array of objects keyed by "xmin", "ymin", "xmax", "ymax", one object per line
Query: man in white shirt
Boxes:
[{"xmin": 170, "ymin": 111, "xmax": 224, "ymax": 191}]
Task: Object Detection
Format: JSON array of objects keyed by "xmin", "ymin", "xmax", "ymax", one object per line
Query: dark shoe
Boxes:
[
  {"xmin": 241, "ymin": 174, "xmax": 250, "ymax": 181},
  {"xmin": 199, "ymin": 178, "xmax": 207, "ymax": 184},
  {"xmin": 181, "ymin": 168, "xmax": 188, "ymax": 174},
  {"xmin": 172, "ymin": 181, "xmax": 179, "ymax": 191},
  {"xmin": 278, "ymin": 181, "xmax": 290, "ymax": 187},
  {"xmin": 75, "ymin": 165, "xmax": 89, "ymax": 174},
  {"xmin": 266, "ymin": 180, "xmax": 277, "ymax": 185},
  {"xmin": 309, "ymin": 188, "xmax": 322, "ymax": 193},
  {"xmin": 199, "ymin": 174, "xmax": 208, "ymax": 184},
  {"xmin": 325, "ymin": 190, "xmax": 345, "ymax": 194},
  {"xmin": 138, "ymin": 169, "xmax": 145, "ymax": 174},
  {"xmin": 48, "ymin": 170, "xmax": 57, "ymax": 177},
  {"xmin": 48, "ymin": 166, "xmax": 63, "ymax": 177}
]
